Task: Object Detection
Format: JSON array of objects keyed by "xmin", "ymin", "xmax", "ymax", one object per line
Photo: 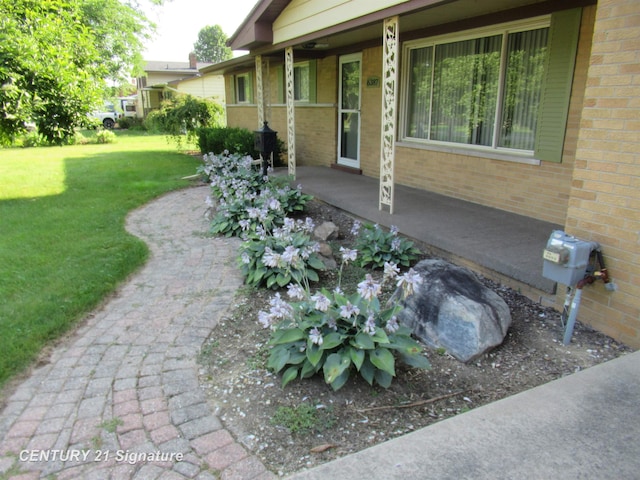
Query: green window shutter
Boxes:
[
  {"xmin": 308, "ymin": 60, "xmax": 317, "ymax": 104},
  {"xmin": 248, "ymin": 71, "xmax": 255, "ymax": 104},
  {"xmin": 534, "ymin": 8, "xmax": 582, "ymax": 163},
  {"xmin": 276, "ymin": 65, "xmax": 284, "ymax": 103}
]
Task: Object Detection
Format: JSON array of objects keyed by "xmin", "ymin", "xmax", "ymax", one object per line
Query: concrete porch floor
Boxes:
[{"xmin": 291, "ymin": 166, "xmax": 560, "ymax": 298}]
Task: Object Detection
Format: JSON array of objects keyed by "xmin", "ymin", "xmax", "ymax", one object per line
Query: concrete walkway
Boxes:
[{"xmin": 0, "ymin": 186, "xmax": 274, "ymax": 479}]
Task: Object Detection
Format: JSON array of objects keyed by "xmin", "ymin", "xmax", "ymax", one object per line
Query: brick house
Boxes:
[{"xmin": 202, "ymin": 0, "xmax": 640, "ymax": 348}]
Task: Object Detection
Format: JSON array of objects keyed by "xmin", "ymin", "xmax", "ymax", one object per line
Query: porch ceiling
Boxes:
[{"xmin": 236, "ymin": 0, "xmax": 594, "ymax": 57}]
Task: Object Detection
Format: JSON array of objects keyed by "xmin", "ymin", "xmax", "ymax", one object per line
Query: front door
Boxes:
[{"xmin": 338, "ymin": 54, "xmax": 362, "ymax": 169}]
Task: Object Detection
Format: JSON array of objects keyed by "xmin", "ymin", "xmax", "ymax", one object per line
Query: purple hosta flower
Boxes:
[
  {"xmin": 350, "ymin": 220, "xmax": 361, "ymax": 236},
  {"xmin": 364, "ymin": 314, "xmax": 377, "ymax": 335},
  {"xmin": 333, "ymin": 286, "xmax": 343, "ymax": 295},
  {"xmin": 340, "ymin": 247, "xmax": 358, "ymax": 264},
  {"xmin": 283, "ymin": 217, "xmax": 296, "ymax": 233},
  {"xmin": 304, "ymin": 217, "xmax": 316, "ymax": 233},
  {"xmin": 247, "ymin": 207, "xmax": 261, "ymax": 219},
  {"xmin": 357, "ymin": 274, "xmax": 381, "ymax": 301},
  {"xmin": 262, "ymin": 247, "xmax": 281, "ymax": 268},
  {"xmin": 205, "ymin": 195, "xmax": 214, "ymax": 208},
  {"xmin": 300, "ymin": 242, "xmax": 319, "ymax": 260},
  {"xmin": 391, "ymin": 237, "xmax": 402, "ymax": 252},
  {"xmin": 339, "ymin": 301, "xmax": 360, "ymax": 319},
  {"xmin": 310, "ymin": 292, "xmax": 331, "ymax": 312},
  {"xmin": 383, "ymin": 262, "xmax": 400, "ymax": 282},
  {"xmin": 240, "ymin": 252, "xmax": 251, "ymax": 265},
  {"xmin": 309, "ymin": 327, "xmax": 323, "ymax": 346},
  {"xmin": 386, "ymin": 316, "xmax": 400, "ymax": 333},
  {"xmin": 269, "ymin": 293, "xmax": 293, "ymax": 320},
  {"xmin": 287, "ymin": 283, "xmax": 305, "ymax": 300},
  {"xmin": 397, "ymin": 268, "xmax": 423, "ymax": 298},
  {"xmin": 390, "ymin": 225, "xmax": 399, "ymax": 236},
  {"xmin": 256, "ymin": 225, "xmax": 267, "ymax": 241},
  {"xmin": 239, "ymin": 219, "xmax": 250, "ymax": 231},
  {"xmin": 258, "ymin": 310, "xmax": 273, "ymax": 329},
  {"xmin": 281, "ymin": 246, "xmax": 300, "ymax": 265},
  {"xmin": 327, "ymin": 317, "xmax": 338, "ymax": 331},
  {"xmin": 267, "ymin": 197, "xmax": 281, "ymax": 211}
]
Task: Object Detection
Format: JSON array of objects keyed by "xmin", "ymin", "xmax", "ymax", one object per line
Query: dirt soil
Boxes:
[{"xmin": 197, "ymin": 200, "xmax": 631, "ymax": 478}]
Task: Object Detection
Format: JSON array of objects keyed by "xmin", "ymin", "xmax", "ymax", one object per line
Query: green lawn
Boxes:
[{"xmin": 0, "ymin": 133, "xmax": 200, "ymax": 387}]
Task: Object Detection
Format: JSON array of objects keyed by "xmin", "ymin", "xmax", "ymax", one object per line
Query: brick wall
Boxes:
[{"xmin": 564, "ymin": 0, "xmax": 640, "ymax": 348}]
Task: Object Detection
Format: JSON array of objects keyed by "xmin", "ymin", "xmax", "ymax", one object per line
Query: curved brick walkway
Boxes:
[{"xmin": 0, "ymin": 186, "xmax": 275, "ymax": 479}]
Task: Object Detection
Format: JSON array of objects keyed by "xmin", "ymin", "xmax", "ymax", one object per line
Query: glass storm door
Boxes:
[{"xmin": 338, "ymin": 54, "xmax": 362, "ymax": 169}]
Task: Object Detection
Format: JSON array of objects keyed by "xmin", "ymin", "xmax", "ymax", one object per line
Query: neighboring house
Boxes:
[
  {"xmin": 136, "ymin": 53, "xmax": 224, "ymax": 117},
  {"xmin": 203, "ymin": 0, "xmax": 640, "ymax": 348}
]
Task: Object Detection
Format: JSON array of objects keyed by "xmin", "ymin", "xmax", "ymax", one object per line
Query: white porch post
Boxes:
[
  {"xmin": 255, "ymin": 55, "xmax": 264, "ymax": 127},
  {"xmin": 379, "ymin": 16, "xmax": 399, "ymax": 214},
  {"xmin": 285, "ymin": 46, "xmax": 296, "ymax": 178}
]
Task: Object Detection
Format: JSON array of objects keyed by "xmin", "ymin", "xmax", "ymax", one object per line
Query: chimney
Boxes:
[{"xmin": 189, "ymin": 52, "xmax": 197, "ymax": 69}]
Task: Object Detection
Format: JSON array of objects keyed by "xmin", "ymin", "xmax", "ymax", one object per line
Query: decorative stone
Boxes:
[
  {"xmin": 317, "ymin": 242, "xmax": 337, "ymax": 270},
  {"xmin": 397, "ymin": 259, "xmax": 512, "ymax": 362},
  {"xmin": 314, "ymin": 221, "xmax": 339, "ymax": 241}
]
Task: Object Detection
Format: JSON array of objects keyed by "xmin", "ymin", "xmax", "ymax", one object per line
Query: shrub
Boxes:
[
  {"xmin": 352, "ymin": 221, "xmax": 421, "ymax": 269},
  {"xmin": 198, "ymin": 127, "xmax": 258, "ymax": 158},
  {"xmin": 117, "ymin": 117, "xmax": 145, "ymax": 130},
  {"xmin": 259, "ymin": 254, "xmax": 431, "ymax": 391},
  {"xmin": 198, "ymin": 126, "xmax": 287, "ymax": 167},
  {"xmin": 95, "ymin": 129, "xmax": 116, "ymax": 144},
  {"xmin": 21, "ymin": 131, "xmax": 48, "ymax": 148},
  {"xmin": 146, "ymin": 94, "xmax": 224, "ymax": 146}
]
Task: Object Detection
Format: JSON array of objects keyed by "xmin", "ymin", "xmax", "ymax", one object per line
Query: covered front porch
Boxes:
[{"xmin": 292, "ymin": 166, "xmax": 561, "ymax": 300}]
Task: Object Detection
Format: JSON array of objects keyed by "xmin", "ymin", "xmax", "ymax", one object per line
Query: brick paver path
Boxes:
[{"xmin": 0, "ymin": 186, "xmax": 275, "ymax": 479}]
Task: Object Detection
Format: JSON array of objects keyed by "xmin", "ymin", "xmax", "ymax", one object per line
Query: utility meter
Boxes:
[{"xmin": 542, "ymin": 231, "xmax": 600, "ymax": 286}]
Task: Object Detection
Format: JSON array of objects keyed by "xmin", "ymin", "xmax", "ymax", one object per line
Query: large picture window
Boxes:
[{"xmin": 403, "ymin": 20, "xmax": 550, "ymax": 153}]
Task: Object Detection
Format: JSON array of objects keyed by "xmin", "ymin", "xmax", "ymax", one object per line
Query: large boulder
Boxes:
[{"xmin": 397, "ymin": 259, "xmax": 512, "ymax": 362}]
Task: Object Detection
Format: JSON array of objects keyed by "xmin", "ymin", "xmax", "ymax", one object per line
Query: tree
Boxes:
[
  {"xmin": 193, "ymin": 25, "xmax": 232, "ymax": 64},
  {"xmin": 0, "ymin": 0, "xmax": 158, "ymax": 145}
]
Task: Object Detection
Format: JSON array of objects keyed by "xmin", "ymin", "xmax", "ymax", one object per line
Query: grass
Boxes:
[{"xmin": 0, "ymin": 132, "xmax": 200, "ymax": 388}]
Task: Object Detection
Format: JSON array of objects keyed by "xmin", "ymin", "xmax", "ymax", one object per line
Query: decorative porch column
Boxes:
[
  {"xmin": 379, "ymin": 16, "xmax": 399, "ymax": 214},
  {"xmin": 285, "ymin": 46, "xmax": 296, "ymax": 178},
  {"xmin": 255, "ymin": 55, "xmax": 265, "ymax": 127}
]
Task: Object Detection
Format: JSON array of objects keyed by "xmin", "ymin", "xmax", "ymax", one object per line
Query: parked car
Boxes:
[{"xmin": 88, "ymin": 104, "xmax": 118, "ymax": 129}]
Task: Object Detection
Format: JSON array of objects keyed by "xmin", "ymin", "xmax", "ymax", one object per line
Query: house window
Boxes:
[
  {"xmin": 235, "ymin": 73, "xmax": 252, "ymax": 103},
  {"xmin": 403, "ymin": 19, "xmax": 550, "ymax": 153},
  {"xmin": 294, "ymin": 63, "xmax": 310, "ymax": 102},
  {"xmin": 277, "ymin": 60, "xmax": 317, "ymax": 104}
]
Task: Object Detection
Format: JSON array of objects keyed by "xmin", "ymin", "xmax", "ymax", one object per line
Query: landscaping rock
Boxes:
[
  {"xmin": 314, "ymin": 221, "xmax": 339, "ymax": 241},
  {"xmin": 397, "ymin": 259, "xmax": 512, "ymax": 362}
]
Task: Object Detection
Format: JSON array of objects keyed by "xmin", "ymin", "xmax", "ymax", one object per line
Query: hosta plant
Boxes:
[
  {"xmin": 352, "ymin": 221, "xmax": 421, "ymax": 269},
  {"xmin": 259, "ymin": 251, "xmax": 431, "ymax": 391},
  {"xmin": 239, "ymin": 217, "xmax": 325, "ymax": 289}
]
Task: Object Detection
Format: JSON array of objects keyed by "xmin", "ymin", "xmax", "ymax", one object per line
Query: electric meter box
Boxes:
[{"xmin": 542, "ymin": 231, "xmax": 599, "ymax": 286}]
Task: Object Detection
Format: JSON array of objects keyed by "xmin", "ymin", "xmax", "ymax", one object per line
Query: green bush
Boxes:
[
  {"xmin": 198, "ymin": 127, "xmax": 258, "ymax": 157},
  {"xmin": 95, "ymin": 129, "xmax": 116, "ymax": 144},
  {"xmin": 198, "ymin": 126, "xmax": 287, "ymax": 167},
  {"xmin": 117, "ymin": 116, "xmax": 145, "ymax": 130},
  {"xmin": 145, "ymin": 94, "xmax": 224, "ymax": 146}
]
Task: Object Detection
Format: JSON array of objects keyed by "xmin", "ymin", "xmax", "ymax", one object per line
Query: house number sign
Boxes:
[{"xmin": 366, "ymin": 76, "xmax": 380, "ymax": 88}]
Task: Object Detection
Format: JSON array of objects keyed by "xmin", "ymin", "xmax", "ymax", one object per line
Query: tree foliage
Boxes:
[
  {"xmin": 146, "ymin": 94, "xmax": 224, "ymax": 147},
  {"xmin": 193, "ymin": 25, "xmax": 232, "ymax": 64},
  {"xmin": 0, "ymin": 0, "xmax": 157, "ymax": 145}
]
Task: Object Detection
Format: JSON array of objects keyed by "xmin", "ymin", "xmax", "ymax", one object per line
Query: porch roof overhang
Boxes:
[{"xmin": 227, "ymin": 0, "xmax": 595, "ymax": 60}]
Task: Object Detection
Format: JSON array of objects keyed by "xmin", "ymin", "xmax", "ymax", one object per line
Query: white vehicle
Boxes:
[
  {"xmin": 88, "ymin": 104, "xmax": 118, "ymax": 129},
  {"xmin": 117, "ymin": 96, "xmax": 137, "ymax": 118}
]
